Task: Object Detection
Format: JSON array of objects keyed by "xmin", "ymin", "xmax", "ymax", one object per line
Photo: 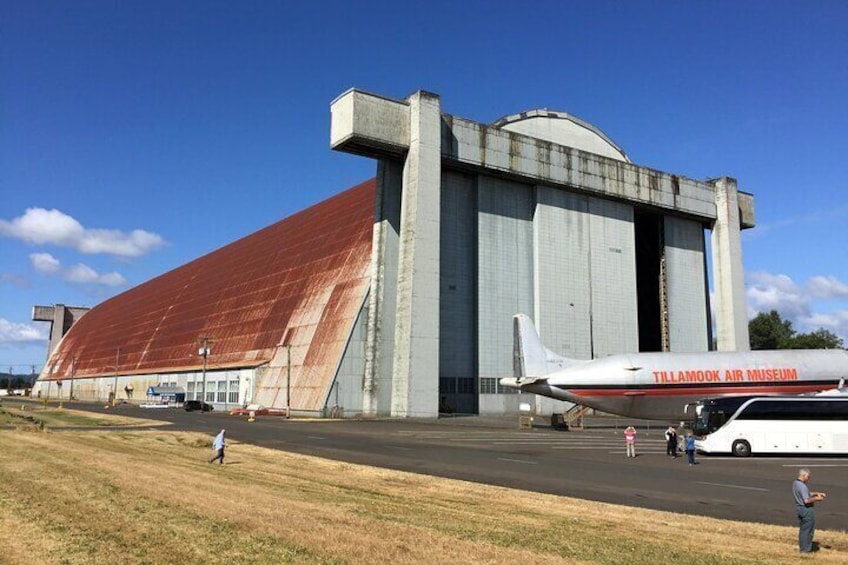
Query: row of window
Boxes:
[
  {"xmin": 439, "ymin": 378, "xmax": 476, "ymax": 394},
  {"xmin": 479, "ymin": 378, "xmax": 519, "ymax": 395},
  {"xmin": 439, "ymin": 378, "xmax": 520, "ymax": 395},
  {"xmin": 186, "ymin": 380, "xmax": 239, "ymax": 404},
  {"xmin": 736, "ymin": 400, "xmax": 848, "ymax": 420}
]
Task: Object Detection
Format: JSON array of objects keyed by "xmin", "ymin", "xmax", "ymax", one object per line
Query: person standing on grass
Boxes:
[
  {"xmin": 793, "ymin": 468, "xmax": 826, "ymax": 554},
  {"xmin": 209, "ymin": 429, "xmax": 226, "ymax": 465},
  {"xmin": 684, "ymin": 431, "xmax": 696, "ymax": 465},
  {"xmin": 624, "ymin": 426, "xmax": 637, "ymax": 458},
  {"xmin": 664, "ymin": 425, "xmax": 678, "ymax": 457}
]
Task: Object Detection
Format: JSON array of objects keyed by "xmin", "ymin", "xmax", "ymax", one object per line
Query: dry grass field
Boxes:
[{"xmin": 0, "ymin": 408, "xmax": 845, "ymax": 564}]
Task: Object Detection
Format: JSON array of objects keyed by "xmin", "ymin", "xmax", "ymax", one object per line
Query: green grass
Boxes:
[{"xmin": 0, "ymin": 404, "xmax": 162, "ymax": 429}]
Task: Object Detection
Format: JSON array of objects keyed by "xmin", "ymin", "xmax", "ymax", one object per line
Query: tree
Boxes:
[
  {"xmin": 749, "ymin": 310, "xmax": 844, "ymax": 350},
  {"xmin": 749, "ymin": 310, "xmax": 794, "ymax": 350},
  {"xmin": 791, "ymin": 328, "xmax": 844, "ymax": 350}
]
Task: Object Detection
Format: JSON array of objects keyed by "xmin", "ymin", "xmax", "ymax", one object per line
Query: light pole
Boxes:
[
  {"xmin": 286, "ymin": 343, "xmax": 291, "ymax": 419},
  {"xmin": 199, "ymin": 337, "xmax": 211, "ymax": 406},
  {"xmin": 46, "ymin": 361, "xmax": 55, "ymax": 405}
]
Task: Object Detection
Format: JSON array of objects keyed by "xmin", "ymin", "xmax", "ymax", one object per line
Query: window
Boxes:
[
  {"xmin": 439, "ymin": 378, "xmax": 457, "ymax": 394},
  {"xmin": 216, "ymin": 381, "xmax": 227, "ymax": 403},
  {"xmin": 497, "ymin": 381, "xmax": 519, "ymax": 394},
  {"xmin": 480, "ymin": 378, "xmax": 497, "ymax": 394},
  {"xmin": 228, "ymin": 378, "xmax": 239, "ymax": 404},
  {"xmin": 457, "ymin": 378, "xmax": 475, "ymax": 394}
]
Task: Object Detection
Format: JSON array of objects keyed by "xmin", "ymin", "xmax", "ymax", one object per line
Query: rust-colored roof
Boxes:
[{"xmin": 42, "ymin": 179, "xmax": 375, "ymax": 411}]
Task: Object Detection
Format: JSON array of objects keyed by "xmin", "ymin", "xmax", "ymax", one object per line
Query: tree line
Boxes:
[
  {"xmin": 0, "ymin": 373, "xmax": 37, "ymax": 390},
  {"xmin": 749, "ymin": 310, "xmax": 844, "ymax": 350}
]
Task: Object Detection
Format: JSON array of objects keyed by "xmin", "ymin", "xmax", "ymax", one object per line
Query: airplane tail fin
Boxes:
[{"xmin": 512, "ymin": 314, "xmax": 585, "ymax": 381}]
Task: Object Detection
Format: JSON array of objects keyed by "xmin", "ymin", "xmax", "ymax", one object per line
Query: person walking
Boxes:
[
  {"xmin": 793, "ymin": 468, "xmax": 826, "ymax": 553},
  {"xmin": 664, "ymin": 426, "xmax": 678, "ymax": 457},
  {"xmin": 624, "ymin": 426, "xmax": 637, "ymax": 458},
  {"xmin": 684, "ymin": 431, "xmax": 696, "ymax": 465},
  {"xmin": 209, "ymin": 429, "xmax": 226, "ymax": 465}
]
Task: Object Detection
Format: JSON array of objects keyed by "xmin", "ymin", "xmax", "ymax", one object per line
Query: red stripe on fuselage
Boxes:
[{"xmin": 565, "ymin": 384, "xmax": 829, "ymax": 397}]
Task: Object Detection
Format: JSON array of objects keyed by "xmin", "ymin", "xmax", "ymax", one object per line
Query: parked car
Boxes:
[{"xmin": 184, "ymin": 400, "xmax": 214, "ymax": 412}]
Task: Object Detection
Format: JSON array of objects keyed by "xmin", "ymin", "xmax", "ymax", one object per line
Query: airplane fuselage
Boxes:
[{"xmin": 511, "ymin": 349, "xmax": 848, "ymax": 421}]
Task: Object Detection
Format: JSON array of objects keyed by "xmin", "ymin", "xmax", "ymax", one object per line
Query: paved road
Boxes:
[{"xmin": 48, "ymin": 401, "xmax": 848, "ymax": 528}]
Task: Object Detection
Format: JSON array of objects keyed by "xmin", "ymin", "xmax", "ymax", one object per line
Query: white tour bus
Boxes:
[{"xmin": 691, "ymin": 395, "xmax": 848, "ymax": 457}]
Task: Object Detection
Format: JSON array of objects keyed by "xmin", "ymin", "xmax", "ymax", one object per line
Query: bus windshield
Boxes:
[
  {"xmin": 693, "ymin": 406, "xmax": 728, "ymax": 435},
  {"xmin": 692, "ymin": 397, "xmax": 754, "ymax": 436}
]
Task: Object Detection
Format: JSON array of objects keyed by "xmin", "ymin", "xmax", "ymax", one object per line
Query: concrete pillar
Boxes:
[
  {"xmin": 363, "ymin": 160, "xmax": 402, "ymax": 416},
  {"xmin": 391, "ymin": 91, "xmax": 441, "ymax": 417},
  {"xmin": 711, "ymin": 177, "xmax": 750, "ymax": 351},
  {"xmin": 32, "ymin": 304, "xmax": 89, "ymax": 358}
]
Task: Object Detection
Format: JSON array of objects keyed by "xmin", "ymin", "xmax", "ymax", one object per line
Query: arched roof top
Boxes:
[
  {"xmin": 41, "ymin": 179, "xmax": 376, "ymax": 408},
  {"xmin": 492, "ymin": 109, "xmax": 630, "ymax": 163}
]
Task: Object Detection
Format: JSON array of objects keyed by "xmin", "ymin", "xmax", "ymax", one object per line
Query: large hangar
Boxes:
[{"xmin": 34, "ymin": 88, "xmax": 755, "ymax": 418}]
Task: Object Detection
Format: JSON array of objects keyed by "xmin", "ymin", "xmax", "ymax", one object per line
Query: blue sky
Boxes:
[{"xmin": 2, "ymin": 1, "xmax": 847, "ymax": 371}]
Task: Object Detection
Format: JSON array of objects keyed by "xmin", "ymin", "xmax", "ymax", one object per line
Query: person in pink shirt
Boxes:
[{"xmin": 624, "ymin": 425, "xmax": 637, "ymax": 458}]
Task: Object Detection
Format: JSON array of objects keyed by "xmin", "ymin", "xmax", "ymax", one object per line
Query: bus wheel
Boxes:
[{"xmin": 732, "ymin": 440, "xmax": 751, "ymax": 457}]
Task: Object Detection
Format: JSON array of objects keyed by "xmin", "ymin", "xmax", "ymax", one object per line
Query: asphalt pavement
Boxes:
[{"xmin": 37, "ymin": 400, "xmax": 848, "ymax": 528}]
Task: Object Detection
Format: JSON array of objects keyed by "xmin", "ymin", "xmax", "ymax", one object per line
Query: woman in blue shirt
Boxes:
[{"xmin": 684, "ymin": 431, "xmax": 696, "ymax": 466}]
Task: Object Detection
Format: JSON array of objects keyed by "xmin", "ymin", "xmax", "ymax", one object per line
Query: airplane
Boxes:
[
  {"xmin": 499, "ymin": 314, "xmax": 848, "ymax": 421},
  {"xmin": 811, "ymin": 377, "xmax": 847, "ymax": 397}
]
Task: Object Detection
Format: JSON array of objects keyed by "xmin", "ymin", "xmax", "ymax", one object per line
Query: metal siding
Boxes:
[
  {"xmin": 41, "ymin": 180, "xmax": 375, "ymax": 412},
  {"xmin": 439, "ymin": 170, "xmax": 477, "ymax": 379},
  {"xmin": 331, "ymin": 298, "xmax": 368, "ymax": 416},
  {"xmin": 477, "ymin": 176, "xmax": 534, "ymax": 378},
  {"xmin": 664, "ymin": 216, "xmax": 709, "ymax": 352},
  {"xmin": 534, "ymin": 186, "xmax": 592, "ymax": 359},
  {"xmin": 588, "ymin": 197, "xmax": 639, "ymax": 357}
]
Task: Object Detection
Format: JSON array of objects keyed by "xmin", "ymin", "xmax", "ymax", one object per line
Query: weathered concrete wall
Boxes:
[
  {"xmin": 533, "ymin": 186, "xmax": 592, "ymax": 360},
  {"xmin": 331, "ymin": 298, "xmax": 368, "ymax": 416},
  {"xmin": 439, "ymin": 170, "xmax": 478, "ymax": 414},
  {"xmin": 712, "ymin": 177, "xmax": 750, "ymax": 351},
  {"xmin": 32, "ymin": 304, "xmax": 90, "ymax": 358},
  {"xmin": 477, "ymin": 176, "xmax": 535, "ymax": 379},
  {"xmin": 331, "ymin": 88, "xmax": 755, "ymax": 415},
  {"xmin": 495, "ymin": 110, "xmax": 629, "ymax": 162},
  {"xmin": 664, "ymin": 216, "xmax": 710, "ymax": 352},
  {"xmin": 588, "ymin": 198, "xmax": 639, "ymax": 356},
  {"xmin": 391, "ymin": 92, "xmax": 442, "ymax": 417},
  {"xmin": 363, "ymin": 160, "xmax": 402, "ymax": 416}
]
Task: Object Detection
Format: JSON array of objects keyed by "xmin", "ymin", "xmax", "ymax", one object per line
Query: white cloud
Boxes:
[
  {"xmin": 30, "ymin": 252, "xmax": 62, "ymax": 274},
  {"xmin": 29, "ymin": 253, "xmax": 127, "ymax": 287},
  {"xmin": 806, "ymin": 275, "xmax": 848, "ymax": 300},
  {"xmin": 0, "ymin": 208, "xmax": 164, "ymax": 257},
  {"xmin": 64, "ymin": 263, "xmax": 127, "ymax": 286},
  {"xmin": 746, "ymin": 270, "xmax": 848, "ymax": 344},
  {"xmin": 0, "ymin": 273, "xmax": 30, "ymax": 289},
  {"xmin": 0, "ymin": 318, "xmax": 47, "ymax": 345},
  {"xmin": 746, "ymin": 271, "xmax": 808, "ymax": 319}
]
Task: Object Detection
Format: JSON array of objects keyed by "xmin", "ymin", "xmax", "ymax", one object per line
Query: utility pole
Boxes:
[
  {"xmin": 199, "ymin": 337, "xmax": 212, "ymax": 406},
  {"xmin": 69, "ymin": 357, "xmax": 77, "ymax": 401},
  {"xmin": 286, "ymin": 344, "xmax": 291, "ymax": 419},
  {"xmin": 112, "ymin": 347, "xmax": 121, "ymax": 406}
]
